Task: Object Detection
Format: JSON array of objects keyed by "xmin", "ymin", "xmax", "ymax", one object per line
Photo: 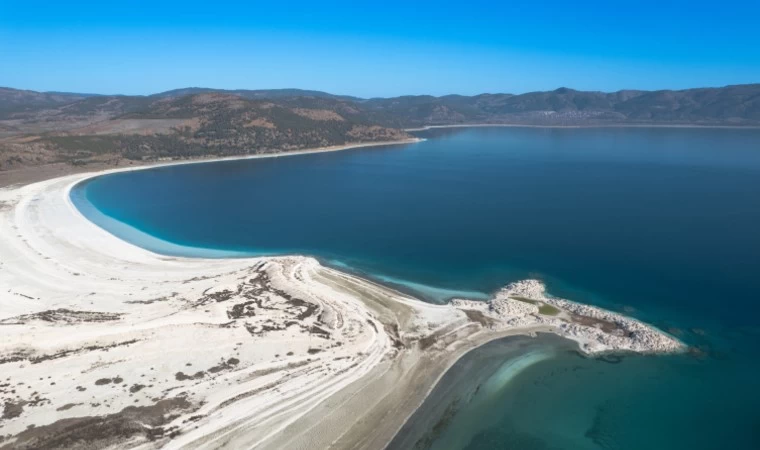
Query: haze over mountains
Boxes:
[{"xmin": 1, "ymin": 83, "xmax": 759, "ymax": 171}]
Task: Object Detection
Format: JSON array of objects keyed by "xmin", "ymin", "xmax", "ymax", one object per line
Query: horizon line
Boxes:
[{"xmin": 2, "ymin": 82, "xmax": 759, "ymax": 100}]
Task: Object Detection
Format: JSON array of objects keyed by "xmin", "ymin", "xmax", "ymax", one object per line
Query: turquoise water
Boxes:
[
  {"xmin": 390, "ymin": 333, "xmax": 760, "ymax": 450},
  {"xmin": 72, "ymin": 127, "xmax": 760, "ymax": 449}
]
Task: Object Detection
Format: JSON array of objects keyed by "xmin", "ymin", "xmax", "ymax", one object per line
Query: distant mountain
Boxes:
[
  {"xmin": 612, "ymin": 84, "xmax": 760, "ymax": 122},
  {"xmin": 1, "ymin": 83, "xmax": 759, "ymax": 171},
  {"xmin": 152, "ymin": 87, "xmax": 362, "ymax": 103},
  {"xmin": 0, "ymin": 87, "xmax": 96, "ymax": 117},
  {"xmin": 4, "ymin": 83, "xmax": 760, "ymax": 126},
  {"xmin": 360, "ymin": 84, "xmax": 760, "ymax": 126}
]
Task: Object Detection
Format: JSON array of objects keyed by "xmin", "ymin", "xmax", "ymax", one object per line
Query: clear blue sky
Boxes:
[{"xmin": 1, "ymin": 0, "xmax": 758, "ymax": 97}]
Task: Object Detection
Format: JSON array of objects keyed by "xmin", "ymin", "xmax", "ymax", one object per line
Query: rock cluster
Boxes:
[{"xmin": 453, "ymin": 279, "xmax": 684, "ymax": 355}]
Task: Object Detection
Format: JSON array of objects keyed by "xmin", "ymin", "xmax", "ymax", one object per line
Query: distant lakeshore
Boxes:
[
  {"xmin": 4, "ymin": 83, "xmax": 759, "ymax": 177},
  {"xmin": 6, "ymin": 121, "xmax": 758, "ymax": 189},
  {"xmin": 0, "ymin": 137, "xmax": 423, "ymax": 188},
  {"xmin": 405, "ymin": 122, "xmax": 760, "ymax": 131}
]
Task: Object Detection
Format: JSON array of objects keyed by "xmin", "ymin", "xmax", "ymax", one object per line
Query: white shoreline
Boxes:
[
  {"xmin": 0, "ymin": 147, "xmax": 683, "ymax": 449},
  {"xmin": 66, "ymin": 138, "xmax": 423, "ymax": 258},
  {"xmin": 76, "ymin": 137, "xmax": 423, "ymax": 181}
]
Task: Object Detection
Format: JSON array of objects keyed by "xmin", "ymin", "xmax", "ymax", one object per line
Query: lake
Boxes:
[{"xmin": 72, "ymin": 127, "xmax": 760, "ymax": 449}]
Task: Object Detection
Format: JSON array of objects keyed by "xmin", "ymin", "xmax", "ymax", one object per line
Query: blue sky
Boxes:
[{"xmin": 1, "ymin": 0, "xmax": 758, "ymax": 97}]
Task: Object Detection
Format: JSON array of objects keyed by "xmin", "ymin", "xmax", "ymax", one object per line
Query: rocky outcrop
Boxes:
[{"xmin": 453, "ymin": 279, "xmax": 684, "ymax": 355}]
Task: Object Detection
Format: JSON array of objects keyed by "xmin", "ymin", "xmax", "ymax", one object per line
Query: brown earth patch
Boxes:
[
  {"xmin": 571, "ymin": 314, "xmax": 627, "ymax": 335},
  {"xmin": 175, "ymin": 371, "xmax": 206, "ymax": 381},
  {"xmin": 347, "ymin": 125, "xmax": 411, "ymax": 141},
  {"xmin": 243, "ymin": 118, "xmax": 276, "ymax": 129},
  {"xmin": 0, "ymin": 309, "xmax": 123, "ymax": 325},
  {"xmin": 462, "ymin": 309, "xmax": 497, "ymax": 327},
  {"xmin": 0, "ymin": 396, "xmax": 195, "ymax": 449},
  {"xmin": 292, "ymin": 108, "xmax": 345, "ymax": 121},
  {"xmin": 2, "ymin": 400, "xmax": 28, "ymax": 420},
  {"xmin": 207, "ymin": 358, "xmax": 240, "ymax": 374},
  {"xmin": 55, "ymin": 403, "xmax": 80, "ymax": 412},
  {"xmin": 67, "ymin": 119, "xmax": 190, "ymax": 136}
]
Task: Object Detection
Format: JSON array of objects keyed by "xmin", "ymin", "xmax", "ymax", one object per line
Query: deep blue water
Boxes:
[{"xmin": 72, "ymin": 127, "xmax": 760, "ymax": 449}]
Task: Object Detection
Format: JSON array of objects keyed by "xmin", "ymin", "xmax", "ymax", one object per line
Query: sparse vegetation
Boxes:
[
  {"xmin": 2, "ymin": 84, "xmax": 759, "ymax": 171},
  {"xmin": 0, "ymin": 93, "xmax": 411, "ymax": 170},
  {"xmin": 538, "ymin": 304, "xmax": 561, "ymax": 316},
  {"xmin": 510, "ymin": 296, "xmax": 561, "ymax": 316}
]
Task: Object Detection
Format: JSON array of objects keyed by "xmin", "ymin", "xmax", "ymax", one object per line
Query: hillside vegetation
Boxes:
[
  {"xmin": 0, "ymin": 92, "xmax": 409, "ymax": 170},
  {"xmin": 361, "ymin": 84, "xmax": 760, "ymax": 127},
  {"xmin": 1, "ymin": 84, "xmax": 759, "ymax": 171}
]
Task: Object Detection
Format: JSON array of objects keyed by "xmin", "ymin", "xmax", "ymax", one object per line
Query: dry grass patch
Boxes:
[
  {"xmin": 243, "ymin": 118, "xmax": 276, "ymax": 129},
  {"xmin": 292, "ymin": 108, "xmax": 345, "ymax": 121}
]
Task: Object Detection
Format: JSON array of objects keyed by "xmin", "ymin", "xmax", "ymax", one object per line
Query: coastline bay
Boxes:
[{"xmin": 71, "ymin": 127, "xmax": 760, "ymax": 449}]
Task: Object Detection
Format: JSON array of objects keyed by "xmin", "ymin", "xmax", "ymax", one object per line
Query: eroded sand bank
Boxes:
[{"xmin": 0, "ymin": 167, "xmax": 683, "ymax": 449}]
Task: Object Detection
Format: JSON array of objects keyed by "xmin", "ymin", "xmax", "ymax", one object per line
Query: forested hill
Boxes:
[
  {"xmin": 359, "ymin": 84, "xmax": 760, "ymax": 127},
  {"xmin": 0, "ymin": 92, "xmax": 409, "ymax": 169},
  {"xmin": 1, "ymin": 83, "xmax": 758, "ymax": 171}
]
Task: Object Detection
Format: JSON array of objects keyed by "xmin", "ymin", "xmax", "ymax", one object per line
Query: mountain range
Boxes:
[{"xmin": 1, "ymin": 84, "xmax": 759, "ymax": 171}]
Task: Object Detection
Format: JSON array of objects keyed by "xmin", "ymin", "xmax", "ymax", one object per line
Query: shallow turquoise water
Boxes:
[
  {"xmin": 72, "ymin": 127, "xmax": 760, "ymax": 449},
  {"xmin": 390, "ymin": 332, "xmax": 760, "ymax": 450}
]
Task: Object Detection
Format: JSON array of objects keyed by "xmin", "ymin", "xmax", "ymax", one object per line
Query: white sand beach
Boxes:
[{"xmin": 0, "ymin": 157, "xmax": 683, "ymax": 449}]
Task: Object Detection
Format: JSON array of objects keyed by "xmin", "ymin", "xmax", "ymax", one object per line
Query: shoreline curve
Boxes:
[{"xmin": 0, "ymin": 142, "xmax": 683, "ymax": 449}]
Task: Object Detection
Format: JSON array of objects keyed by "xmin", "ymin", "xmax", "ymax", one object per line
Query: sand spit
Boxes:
[{"xmin": 0, "ymin": 172, "xmax": 683, "ymax": 449}]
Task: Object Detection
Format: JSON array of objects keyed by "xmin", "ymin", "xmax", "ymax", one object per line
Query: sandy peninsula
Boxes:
[{"xmin": 0, "ymin": 150, "xmax": 683, "ymax": 449}]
